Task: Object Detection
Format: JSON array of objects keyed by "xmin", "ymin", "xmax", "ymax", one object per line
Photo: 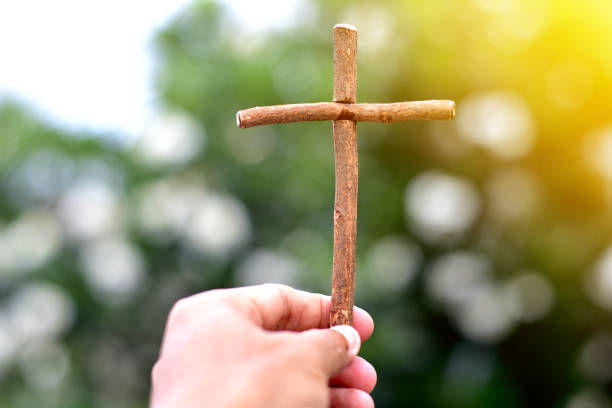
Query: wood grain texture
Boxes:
[
  {"xmin": 330, "ymin": 120, "xmax": 358, "ymax": 326},
  {"xmin": 333, "ymin": 24, "xmax": 358, "ymax": 104},
  {"xmin": 236, "ymin": 101, "xmax": 455, "ymax": 128},
  {"xmin": 330, "ymin": 24, "xmax": 358, "ymax": 327}
]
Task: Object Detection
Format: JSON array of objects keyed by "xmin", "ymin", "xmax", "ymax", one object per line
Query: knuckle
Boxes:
[
  {"xmin": 150, "ymin": 360, "xmax": 163, "ymax": 385},
  {"xmin": 259, "ymin": 282, "xmax": 291, "ymax": 294},
  {"xmin": 167, "ymin": 298, "xmax": 191, "ymax": 327}
]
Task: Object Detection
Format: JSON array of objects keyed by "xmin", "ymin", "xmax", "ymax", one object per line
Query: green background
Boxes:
[{"xmin": 2, "ymin": 0, "xmax": 612, "ymax": 406}]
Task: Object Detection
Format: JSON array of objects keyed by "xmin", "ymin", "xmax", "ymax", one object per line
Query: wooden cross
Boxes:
[{"xmin": 236, "ymin": 24, "xmax": 455, "ymax": 327}]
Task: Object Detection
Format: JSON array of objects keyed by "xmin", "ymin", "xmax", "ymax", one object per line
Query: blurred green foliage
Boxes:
[{"xmin": 2, "ymin": 0, "xmax": 612, "ymax": 407}]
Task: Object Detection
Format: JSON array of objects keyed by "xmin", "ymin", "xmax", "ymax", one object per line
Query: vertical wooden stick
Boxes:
[
  {"xmin": 330, "ymin": 24, "xmax": 358, "ymax": 327},
  {"xmin": 333, "ymin": 24, "xmax": 358, "ymax": 104}
]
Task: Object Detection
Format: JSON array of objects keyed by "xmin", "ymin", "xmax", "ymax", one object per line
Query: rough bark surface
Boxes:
[
  {"xmin": 333, "ymin": 24, "xmax": 358, "ymax": 104},
  {"xmin": 330, "ymin": 120, "xmax": 358, "ymax": 326},
  {"xmin": 236, "ymin": 101, "xmax": 455, "ymax": 128},
  {"xmin": 330, "ymin": 24, "xmax": 358, "ymax": 327}
]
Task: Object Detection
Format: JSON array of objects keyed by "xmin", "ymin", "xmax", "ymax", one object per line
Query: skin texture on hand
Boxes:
[{"xmin": 150, "ymin": 284, "xmax": 376, "ymax": 408}]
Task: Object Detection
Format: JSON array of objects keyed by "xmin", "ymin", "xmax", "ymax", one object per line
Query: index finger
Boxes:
[{"xmin": 203, "ymin": 284, "xmax": 374, "ymax": 341}]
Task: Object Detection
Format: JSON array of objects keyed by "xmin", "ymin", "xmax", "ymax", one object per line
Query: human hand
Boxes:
[{"xmin": 150, "ymin": 284, "xmax": 376, "ymax": 408}]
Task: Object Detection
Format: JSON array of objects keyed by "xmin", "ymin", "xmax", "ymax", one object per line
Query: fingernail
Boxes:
[{"xmin": 331, "ymin": 325, "xmax": 361, "ymax": 356}]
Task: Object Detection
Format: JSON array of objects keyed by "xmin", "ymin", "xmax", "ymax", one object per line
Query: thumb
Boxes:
[{"xmin": 298, "ymin": 325, "xmax": 361, "ymax": 377}]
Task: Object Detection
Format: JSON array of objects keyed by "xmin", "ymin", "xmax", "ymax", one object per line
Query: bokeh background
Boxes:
[{"xmin": 2, "ymin": 0, "xmax": 612, "ymax": 406}]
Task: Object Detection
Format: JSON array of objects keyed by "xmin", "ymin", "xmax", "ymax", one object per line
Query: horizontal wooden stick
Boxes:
[{"xmin": 236, "ymin": 100, "xmax": 455, "ymax": 128}]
